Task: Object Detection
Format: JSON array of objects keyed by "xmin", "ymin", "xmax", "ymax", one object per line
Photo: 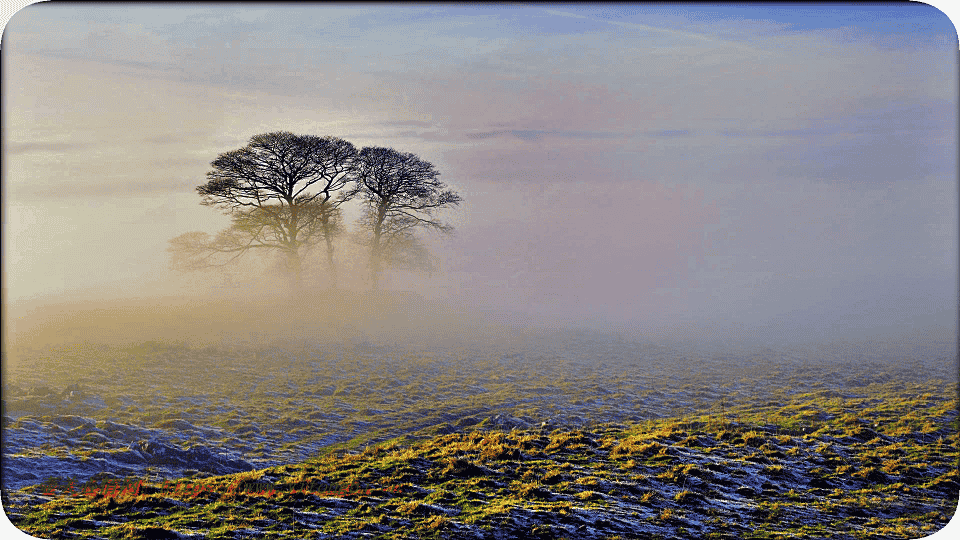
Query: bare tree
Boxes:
[
  {"xmin": 168, "ymin": 200, "xmax": 341, "ymax": 279},
  {"xmin": 349, "ymin": 147, "xmax": 461, "ymax": 290},
  {"xmin": 168, "ymin": 132, "xmax": 356, "ymax": 290}
]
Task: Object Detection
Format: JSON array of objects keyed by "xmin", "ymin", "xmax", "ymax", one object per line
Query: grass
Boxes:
[
  {"xmin": 7, "ymin": 377, "xmax": 957, "ymax": 539},
  {"xmin": 4, "ymin": 335, "xmax": 956, "ymax": 539}
]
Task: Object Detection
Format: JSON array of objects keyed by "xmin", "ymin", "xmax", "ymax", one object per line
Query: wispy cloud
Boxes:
[
  {"xmin": 464, "ymin": 129, "xmax": 622, "ymax": 141},
  {"xmin": 383, "ymin": 120, "xmax": 436, "ymax": 128},
  {"xmin": 6, "ymin": 141, "xmax": 91, "ymax": 154},
  {"xmin": 143, "ymin": 133, "xmax": 203, "ymax": 145},
  {"xmin": 646, "ymin": 129, "xmax": 693, "ymax": 137}
]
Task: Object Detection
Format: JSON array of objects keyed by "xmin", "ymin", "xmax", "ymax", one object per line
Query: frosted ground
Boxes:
[{"xmin": 3, "ymin": 329, "xmax": 953, "ymax": 492}]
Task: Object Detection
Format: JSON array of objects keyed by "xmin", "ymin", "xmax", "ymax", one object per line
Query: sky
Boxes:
[{"xmin": 3, "ymin": 2, "xmax": 958, "ymax": 345}]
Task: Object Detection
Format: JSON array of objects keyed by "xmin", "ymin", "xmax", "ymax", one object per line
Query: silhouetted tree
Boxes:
[
  {"xmin": 348, "ymin": 147, "xmax": 461, "ymax": 290},
  {"xmin": 168, "ymin": 132, "xmax": 356, "ymax": 290}
]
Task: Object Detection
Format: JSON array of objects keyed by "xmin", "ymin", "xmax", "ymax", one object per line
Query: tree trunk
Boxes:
[
  {"xmin": 370, "ymin": 207, "xmax": 385, "ymax": 291},
  {"xmin": 369, "ymin": 244, "xmax": 382, "ymax": 291},
  {"xmin": 322, "ymin": 219, "xmax": 338, "ymax": 290},
  {"xmin": 287, "ymin": 249, "xmax": 303, "ymax": 294},
  {"xmin": 325, "ymin": 235, "xmax": 338, "ymax": 289},
  {"xmin": 284, "ymin": 198, "xmax": 302, "ymax": 294}
]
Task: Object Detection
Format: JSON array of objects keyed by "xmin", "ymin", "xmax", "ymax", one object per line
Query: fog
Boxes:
[{"xmin": 3, "ymin": 4, "xmax": 958, "ymax": 355}]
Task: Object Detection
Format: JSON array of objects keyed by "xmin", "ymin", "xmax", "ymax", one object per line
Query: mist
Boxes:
[
  {"xmin": 4, "ymin": 8, "xmax": 960, "ymax": 538},
  {"xmin": 3, "ymin": 4, "xmax": 957, "ymax": 355}
]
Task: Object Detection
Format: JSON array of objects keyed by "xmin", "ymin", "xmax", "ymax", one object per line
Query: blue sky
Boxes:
[
  {"xmin": 3, "ymin": 3, "xmax": 957, "ymax": 345},
  {"xmin": 607, "ymin": 3, "xmax": 955, "ymax": 31}
]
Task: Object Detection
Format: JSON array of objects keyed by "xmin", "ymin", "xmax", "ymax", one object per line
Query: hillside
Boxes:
[{"xmin": 6, "ymin": 381, "xmax": 957, "ymax": 539}]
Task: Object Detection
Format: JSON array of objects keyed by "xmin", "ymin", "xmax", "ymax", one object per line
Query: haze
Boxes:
[{"xmin": 3, "ymin": 4, "xmax": 957, "ymax": 351}]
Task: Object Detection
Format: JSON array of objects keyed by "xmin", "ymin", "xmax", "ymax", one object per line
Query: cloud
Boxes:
[
  {"xmin": 6, "ymin": 141, "xmax": 91, "ymax": 154},
  {"xmin": 543, "ymin": 9, "xmax": 588, "ymax": 20},
  {"xmin": 463, "ymin": 129, "xmax": 622, "ymax": 141},
  {"xmin": 9, "ymin": 176, "xmax": 203, "ymax": 200},
  {"xmin": 383, "ymin": 120, "xmax": 436, "ymax": 128},
  {"xmin": 646, "ymin": 129, "xmax": 692, "ymax": 137},
  {"xmin": 143, "ymin": 133, "xmax": 206, "ymax": 145}
]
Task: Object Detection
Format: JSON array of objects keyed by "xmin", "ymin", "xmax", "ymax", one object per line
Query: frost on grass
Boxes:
[{"xmin": 4, "ymin": 335, "xmax": 957, "ymax": 538}]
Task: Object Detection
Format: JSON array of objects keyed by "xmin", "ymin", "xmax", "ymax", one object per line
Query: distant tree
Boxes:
[
  {"xmin": 168, "ymin": 132, "xmax": 356, "ymax": 290},
  {"xmin": 168, "ymin": 199, "xmax": 341, "ymax": 277},
  {"xmin": 348, "ymin": 147, "xmax": 462, "ymax": 290}
]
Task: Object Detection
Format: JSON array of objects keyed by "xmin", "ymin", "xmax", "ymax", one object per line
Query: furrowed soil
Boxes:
[{"xmin": 3, "ymin": 329, "xmax": 957, "ymax": 539}]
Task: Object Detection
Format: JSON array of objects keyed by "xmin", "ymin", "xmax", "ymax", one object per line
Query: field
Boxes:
[{"xmin": 2, "ymin": 299, "xmax": 957, "ymax": 539}]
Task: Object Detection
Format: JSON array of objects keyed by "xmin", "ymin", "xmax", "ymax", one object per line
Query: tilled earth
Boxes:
[{"xmin": 2, "ymin": 331, "xmax": 957, "ymax": 538}]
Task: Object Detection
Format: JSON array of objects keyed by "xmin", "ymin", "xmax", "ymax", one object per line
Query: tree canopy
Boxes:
[
  {"xmin": 169, "ymin": 133, "xmax": 461, "ymax": 292},
  {"xmin": 169, "ymin": 132, "xmax": 356, "ymax": 289},
  {"xmin": 349, "ymin": 147, "xmax": 462, "ymax": 289}
]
